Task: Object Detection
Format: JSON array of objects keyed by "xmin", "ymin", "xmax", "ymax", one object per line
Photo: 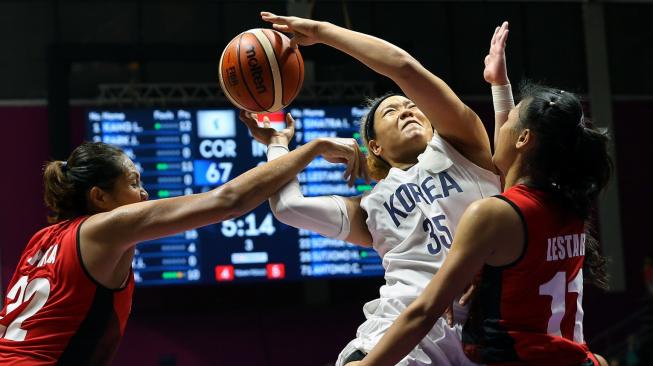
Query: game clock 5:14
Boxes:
[{"xmin": 221, "ymin": 213, "xmax": 276, "ymax": 238}]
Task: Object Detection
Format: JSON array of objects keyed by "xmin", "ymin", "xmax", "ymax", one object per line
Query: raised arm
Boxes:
[
  {"xmin": 261, "ymin": 11, "xmax": 492, "ymax": 170},
  {"xmin": 240, "ymin": 111, "xmax": 373, "ymax": 247},
  {"xmin": 483, "ymin": 21, "xmax": 513, "ymax": 149},
  {"xmin": 352, "ymin": 198, "xmax": 521, "ymax": 366}
]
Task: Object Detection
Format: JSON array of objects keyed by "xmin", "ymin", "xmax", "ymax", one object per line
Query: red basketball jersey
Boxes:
[
  {"xmin": 462, "ymin": 184, "xmax": 595, "ymax": 366},
  {"xmin": 0, "ymin": 217, "xmax": 134, "ymax": 365}
]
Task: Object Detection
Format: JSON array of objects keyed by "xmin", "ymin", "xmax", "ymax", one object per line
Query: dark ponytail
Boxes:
[
  {"xmin": 518, "ymin": 82, "xmax": 612, "ymax": 289},
  {"xmin": 43, "ymin": 142, "xmax": 127, "ymax": 223}
]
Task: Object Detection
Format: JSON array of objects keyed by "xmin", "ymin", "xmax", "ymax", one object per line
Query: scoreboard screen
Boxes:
[{"xmin": 86, "ymin": 106, "xmax": 383, "ymax": 286}]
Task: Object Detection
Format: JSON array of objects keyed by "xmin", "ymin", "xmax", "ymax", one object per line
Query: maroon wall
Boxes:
[{"xmin": 0, "ymin": 106, "xmax": 50, "ymax": 288}]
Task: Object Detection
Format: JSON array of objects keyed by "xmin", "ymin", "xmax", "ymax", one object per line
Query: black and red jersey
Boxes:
[
  {"xmin": 463, "ymin": 184, "xmax": 596, "ymax": 366},
  {"xmin": 0, "ymin": 216, "xmax": 134, "ymax": 365}
]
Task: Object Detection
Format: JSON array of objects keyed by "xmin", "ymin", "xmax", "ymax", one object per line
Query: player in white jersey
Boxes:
[{"xmin": 244, "ymin": 13, "xmax": 512, "ymax": 365}]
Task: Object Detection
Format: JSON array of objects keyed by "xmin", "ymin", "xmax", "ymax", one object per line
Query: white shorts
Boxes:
[{"xmin": 335, "ymin": 297, "xmax": 481, "ymax": 366}]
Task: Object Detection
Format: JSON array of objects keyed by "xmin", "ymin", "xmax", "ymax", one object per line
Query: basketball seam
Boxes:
[
  {"xmin": 218, "ymin": 43, "xmax": 244, "ymax": 109},
  {"xmin": 262, "ymin": 30, "xmax": 285, "ymax": 106},
  {"xmin": 252, "ymin": 29, "xmax": 283, "ymax": 112},
  {"xmin": 293, "ymin": 50, "xmax": 303, "ymax": 101},
  {"xmin": 236, "ymin": 33, "xmax": 266, "ymax": 112}
]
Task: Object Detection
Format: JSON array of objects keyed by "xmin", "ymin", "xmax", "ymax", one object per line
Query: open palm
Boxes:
[
  {"xmin": 260, "ymin": 11, "xmax": 321, "ymax": 47},
  {"xmin": 238, "ymin": 110, "xmax": 295, "ymax": 146},
  {"xmin": 483, "ymin": 21, "xmax": 510, "ymax": 85}
]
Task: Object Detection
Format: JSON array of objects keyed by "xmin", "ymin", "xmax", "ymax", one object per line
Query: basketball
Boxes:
[{"xmin": 218, "ymin": 28, "xmax": 304, "ymax": 113}]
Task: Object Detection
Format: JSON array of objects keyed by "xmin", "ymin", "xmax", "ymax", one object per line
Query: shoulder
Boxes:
[
  {"xmin": 462, "ymin": 197, "xmax": 521, "ymax": 233},
  {"xmin": 429, "ymin": 132, "xmax": 497, "ymax": 174}
]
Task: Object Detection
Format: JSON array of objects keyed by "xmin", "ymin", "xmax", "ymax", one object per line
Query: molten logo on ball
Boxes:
[
  {"xmin": 219, "ymin": 28, "xmax": 304, "ymax": 112},
  {"xmin": 245, "ymin": 45, "xmax": 267, "ymax": 94},
  {"xmin": 227, "ymin": 66, "xmax": 238, "ymax": 86}
]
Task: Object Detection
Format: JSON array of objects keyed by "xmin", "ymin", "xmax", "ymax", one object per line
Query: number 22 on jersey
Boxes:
[{"xmin": 0, "ymin": 276, "xmax": 51, "ymax": 341}]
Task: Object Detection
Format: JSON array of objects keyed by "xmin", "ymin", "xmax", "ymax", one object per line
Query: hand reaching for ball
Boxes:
[
  {"xmin": 239, "ymin": 110, "xmax": 295, "ymax": 146},
  {"xmin": 261, "ymin": 12, "xmax": 322, "ymax": 48}
]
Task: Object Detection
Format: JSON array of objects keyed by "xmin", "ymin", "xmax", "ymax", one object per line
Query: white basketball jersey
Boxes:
[{"xmin": 361, "ymin": 134, "xmax": 501, "ymax": 305}]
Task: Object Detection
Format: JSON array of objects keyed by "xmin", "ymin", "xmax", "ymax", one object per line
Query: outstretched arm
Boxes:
[
  {"xmin": 82, "ymin": 120, "xmax": 335, "ymax": 251},
  {"xmin": 351, "ymin": 198, "xmax": 520, "ymax": 366},
  {"xmin": 483, "ymin": 21, "xmax": 512, "ymax": 149},
  {"xmin": 261, "ymin": 12, "xmax": 492, "ymax": 171}
]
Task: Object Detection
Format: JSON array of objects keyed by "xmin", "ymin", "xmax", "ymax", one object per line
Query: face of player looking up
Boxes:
[{"xmin": 367, "ymin": 95, "xmax": 434, "ymax": 167}]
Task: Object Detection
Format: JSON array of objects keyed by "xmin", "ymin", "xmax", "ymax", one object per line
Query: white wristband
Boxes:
[
  {"xmin": 267, "ymin": 144, "xmax": 289, "ymax": 161},
  {"xmin": 491, "ymin": 84, "xmax": 515, "ymax": 113}
]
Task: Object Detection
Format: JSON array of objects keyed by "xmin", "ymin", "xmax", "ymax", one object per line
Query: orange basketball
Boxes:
[{"xmin": 218, "ymin": 28, "xmax": 304, "ymax": 113}]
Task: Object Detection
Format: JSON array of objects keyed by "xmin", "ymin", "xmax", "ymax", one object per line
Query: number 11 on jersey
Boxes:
[{"xmin": 539, "ymin": 269, "xmax": 584, "ymax": 343}]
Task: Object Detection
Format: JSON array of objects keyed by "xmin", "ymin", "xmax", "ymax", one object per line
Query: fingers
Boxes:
[
  {"xmin": 499, "ymin": 29, "xmax": 509, "ymax": 47},
  {"xmin": 342, "ymin": 147, "xmax": 357, "ymax": 187},
  {"xmin": 350, "ymin": 142, "xmax": 365, "ymax": 187},
  {"xmin": 496, "ymin": 21, "xmax": 509, "ymax": 47},
  {"xmin": 491, "ymin": 21, "xmax": 509, "ymax": 47},
  {"xmin": 360, "ymin": 151, "xmax": 370, "ymax": 184},
  {"xmin": 260, "ymin": 11, "xmax": 287, "ymax": 25},
  {"xmin": 285, "ymin": 113, "xmax": 295, "ymax": 133},
  {"xmin": 491, "ymin": 26, "xmax": 500, "ymax": 45},
  {"xmin": 444, "ymin": 306, "xmax": 454, "ymax": 327},
  {"xmin": 341, "ymin": 140, "xmax": 360, "ymax": 187},
  {"xmin": 343, "ymin": 156, "xmax": 355, "ymax": 186},
  {"xmin": 238, "ymin": 110, "xmax": 259, "ymax": 129},
  {"xmin": 272, "ymin": 23, "xmax": 292, "ymax": 33},
  {"xmin": 460, "ymin": 283, "xmax": 477, "ymax": 306},
  {"xmin": 262, "ymin": 116, "xmax": 271, "ymax": 128},
  {"xmin": 289, "ymin": 35, "xmax": 298, "ymax": 49},
  {"xmin": 351, "ymin": 151, "xmax": 360, "ymax": 187}
]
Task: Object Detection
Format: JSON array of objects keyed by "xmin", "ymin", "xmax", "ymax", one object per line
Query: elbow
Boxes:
[
  {"xmin": 393, "ymin": 51, "xmax": 420, "ymax": 81},
  {"xmin": 269, "ymin": 197, "xmax": 294, "ymax": 227},
  {"xmin": 212, "ymin": 185, "xmax": 242, "ymax": 220}
]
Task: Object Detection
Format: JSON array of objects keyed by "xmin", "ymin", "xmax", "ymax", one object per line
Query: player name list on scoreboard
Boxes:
[{"xmin": 89, "ymin": 110, "xmax": 201, "ymax": 285}]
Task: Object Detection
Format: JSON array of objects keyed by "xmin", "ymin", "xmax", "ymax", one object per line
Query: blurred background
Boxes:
[{"xmin": 0, "ymin": 1, "xmax": 652, "ymax": 365}]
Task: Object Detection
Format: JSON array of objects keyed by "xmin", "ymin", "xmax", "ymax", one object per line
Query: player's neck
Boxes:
[{"xmin": 503, "ymin": 157, "xmax": 525, "ymax": 190}]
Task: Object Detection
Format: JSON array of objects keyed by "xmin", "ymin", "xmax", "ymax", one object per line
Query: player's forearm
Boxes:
[
  {"xmin": 317, "ymin": 22, "xmax": 416, "ymax": 81},
  {"xmin": 219, "ymin": 138, "xmax": 324, "ymax": 218},
  {"xmin": 102, "ymin": 139, "xmax": 325, "ymax": 247}
]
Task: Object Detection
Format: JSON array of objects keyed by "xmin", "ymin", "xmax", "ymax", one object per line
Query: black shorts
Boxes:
[{"xmin": 343, "ymin": 350, "xmax": 366, "ymax": 364}]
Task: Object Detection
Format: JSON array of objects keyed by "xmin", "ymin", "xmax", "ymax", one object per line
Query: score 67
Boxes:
[
  {"xmin": 193, "ymin": 160, "xmax": 233, "ymax": 185},
  {"xmin": 423, "ymin": 214, "xmax": 453, "ymax": 255}
]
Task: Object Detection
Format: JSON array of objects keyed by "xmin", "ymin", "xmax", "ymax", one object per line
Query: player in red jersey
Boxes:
[
  {"xmin": 0, "ymin": 126, "xmax": 367, "ymax": 365},
  {"xmin": 348, "ymin": 83, "xmax": 611, "ymax": 366}
]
